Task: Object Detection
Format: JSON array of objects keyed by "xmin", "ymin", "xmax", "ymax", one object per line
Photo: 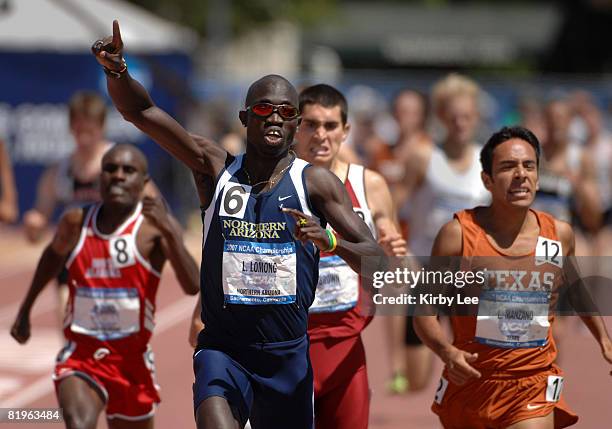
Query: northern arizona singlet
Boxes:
[
  {"xmin": 407, "ymin": 145, "xmax": 490, "ymax": 258},
  {"xmin": 64, "ymin": 202, "xmax": 161, "ymax": 354},
  {"xmin": 199, "ymin": 154, "xmax": 321, "ymax": 345}
]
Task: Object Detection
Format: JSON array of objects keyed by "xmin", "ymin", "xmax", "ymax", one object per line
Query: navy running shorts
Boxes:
[{"xmin": 193, "ymin": 334, "xmax": 313, "ymax": 429}]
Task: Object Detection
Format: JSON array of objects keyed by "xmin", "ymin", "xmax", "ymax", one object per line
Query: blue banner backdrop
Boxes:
[{"xmin": 0, "ymin": 51, "xmax": 192, "ymax": 220}]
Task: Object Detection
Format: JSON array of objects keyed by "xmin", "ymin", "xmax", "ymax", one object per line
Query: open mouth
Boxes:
[
  {"xmin": 508, "ymin": 187, "xmax": 530, "ymax": 197},
  {"xmin": 108, "ymin": 185, "xmax": 125, "ymax": 196},
  {"xmin": 264, "ymin": 129, "xmax": 283, "ymax": 145},
  {"xmin": 310, "ymin": 144, "xmax": 331, "ymax": 157}
]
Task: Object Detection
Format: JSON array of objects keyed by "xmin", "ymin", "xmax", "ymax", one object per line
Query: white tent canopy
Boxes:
[{"xmin": 0, "ymin": 0, "xmax": 198, "ymax": 53}]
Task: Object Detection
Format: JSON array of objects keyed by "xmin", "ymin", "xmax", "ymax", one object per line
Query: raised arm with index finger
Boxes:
[{"xmin": 92, "ymin": 20, "xmax": 228, "ymax": 181}]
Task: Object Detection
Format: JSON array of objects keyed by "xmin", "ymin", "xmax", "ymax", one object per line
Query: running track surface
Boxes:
[{"xmin": 0, "ymin": 225, "xmax": 609, "ymax": 429}]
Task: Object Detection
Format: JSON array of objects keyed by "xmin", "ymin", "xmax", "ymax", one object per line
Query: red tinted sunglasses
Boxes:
[{"xmin": 247, "ymin": 102, "xmax": 300, "ymax": 120}]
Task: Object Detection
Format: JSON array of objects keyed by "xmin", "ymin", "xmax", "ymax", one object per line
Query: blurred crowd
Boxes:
[
  {"xmin": 180, "ymin": 73, "xmax": 612, "ymax": 257},
  {"xmin": 341, "ymin": 77, "xmax": 612, "ymax": 257},
  {"xmin": 4, "ymin": 75, "xmax": 612, "ymax": 254}
]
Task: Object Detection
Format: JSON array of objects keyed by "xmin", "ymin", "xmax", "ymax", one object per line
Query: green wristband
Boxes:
[{"xmin": 324, "ymin": 229, "xmax": 337, "ymax": 253}]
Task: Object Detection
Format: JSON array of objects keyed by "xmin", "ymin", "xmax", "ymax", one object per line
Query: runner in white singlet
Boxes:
[{"xmin": 392, "ymin": 74, "xmax": 489, "ymax": 393}]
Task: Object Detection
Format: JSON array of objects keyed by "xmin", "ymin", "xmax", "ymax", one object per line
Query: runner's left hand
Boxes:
[
  {"xmin": 379, "ymin": 233, "xmax": 408, "ymax": 257},
  {"xmin": 282, "ymin": 207, "xmax": 330, "ymax": 251},
  {"xmin": 142, "ymin": 196, "xmax": 172, "ymax": 233},
  {"xmin": 10, "ymin": 312, "xmax": 31, "ymax": 344},
  {"xmin": 376, "ymin": 222, "xmax": 408, "ymax": 257},
  {"xmin": 442, "ymin": 347, "xmax": 481, "ymax": 385}
]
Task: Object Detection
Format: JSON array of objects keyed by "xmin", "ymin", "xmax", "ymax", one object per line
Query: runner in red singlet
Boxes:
[
  {"xmin": 12, "ymin": 144, "xmax": 199, "ymax": 429},
  {"xmin": 295, "ymin": 84, "xmax": 408, "ymax": 429}
]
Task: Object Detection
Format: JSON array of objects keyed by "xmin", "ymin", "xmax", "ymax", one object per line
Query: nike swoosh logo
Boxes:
[
  {"xmin": 278, "ymin": 195, "xmax": 292, "ymax": 201},
  {"xmin": 526, "ymin": 404, "xmax": 545, "ymax": 410}
]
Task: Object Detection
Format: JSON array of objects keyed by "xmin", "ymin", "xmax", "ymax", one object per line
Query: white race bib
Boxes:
[
  {"xmin": 71, "ymin": 287, "xmax": 140, "ymax": 340},
  {"xmin": 219, "ymin": 183, "xmax": 252, "ymax": 219},
  {"xmin": 546, "ymin": 375, "xmax": 564, "ymax": 402},
  {"xmin": 310, "ymin": 255, "xmax": 359, "ymax": 313},
  {"xmin": 535, "ymin": 236, "xmax": 563, "ymax": 268},
  {"xmin": 222, "ymin": 240, "xmax": 297, "ymax": 305},
  {"xmin": 109, "ymin": 235, "xmax": 136, "ymax": 269},
  {"xmin": 475, "ymin": 290, "xmax": 550, "ymax": 348},
  {"xmin": 434, "ymin": 376, "xmax": 449, "ymax": 405}
]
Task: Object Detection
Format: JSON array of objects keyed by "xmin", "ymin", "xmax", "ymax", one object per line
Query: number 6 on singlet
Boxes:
[{"xmin": 219, "ymin": 183, "xmax": 252, "ymax": 219}]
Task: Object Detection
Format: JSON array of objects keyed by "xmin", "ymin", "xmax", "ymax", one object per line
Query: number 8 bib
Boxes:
[{"xmin": 109, "ymin": 235, "xmax": 136, "ymax": 268}]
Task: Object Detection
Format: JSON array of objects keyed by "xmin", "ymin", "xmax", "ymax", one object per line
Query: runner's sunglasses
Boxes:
[{"xmin": 247, "ymin": 103, "xmax": 300, "ymax": 120}]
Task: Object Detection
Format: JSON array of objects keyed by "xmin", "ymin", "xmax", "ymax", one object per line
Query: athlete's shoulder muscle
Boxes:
[
  {"xmin": 189, "ymin": 133, "xmax": 230, "ymax": 179},
  {"xmin": 60, "ymin": 207, "xmax": 85, "ymax": 230},
  {"xmin": 304, "ymin": 164, "xmax": 344, "ymax": 202},
  {"xmin": 364, "ymin": 167, "xmax": 396, "ymax": 223},
  {"xmin": 431, "ymin": 219, "xmax": 462, "ymax": 257},
  {"xmin": 553, "ymin": 219, "xmax": 575, "ymax": 256},
  {"xmin": 364, "ymin": 168, "xmax": 390, "ymax": 193},
  {"xmin": 52, "ymin": 207, "xmax": 86, "ymax": 255}
]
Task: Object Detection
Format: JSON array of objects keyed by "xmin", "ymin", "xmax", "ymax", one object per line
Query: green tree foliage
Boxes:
[{"xmin": 127, "ymin": 0, "xmax": 338, "ymax": 36}]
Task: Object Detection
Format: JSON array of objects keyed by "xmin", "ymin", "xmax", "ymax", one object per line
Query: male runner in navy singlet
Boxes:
[{"xmin": 92, "ymin": 21, "xmax": 383, "ymax": 429}]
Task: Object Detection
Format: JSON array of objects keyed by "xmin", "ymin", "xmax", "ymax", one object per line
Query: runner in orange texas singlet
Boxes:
[
  {"xmin": 414, "ymin": 126, "xmax": 612, "ymax": 429},
  {"xmin": 432, "ymin": 207, "xmax": 576, "ymax": 429}
]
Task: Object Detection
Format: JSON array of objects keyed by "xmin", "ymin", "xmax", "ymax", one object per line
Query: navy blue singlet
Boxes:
[{"xmin": 198, "ymin": 154, "xmax": 320, "ymax": 345}]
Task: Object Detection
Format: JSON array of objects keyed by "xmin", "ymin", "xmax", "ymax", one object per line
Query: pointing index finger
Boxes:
[
  {"xmin": 282, "ymin": 207, "xmax": 307, "ymax": 220},
  {"xmin": 112, "ymin": 19, "xmax": 123, "ymax": 48}
]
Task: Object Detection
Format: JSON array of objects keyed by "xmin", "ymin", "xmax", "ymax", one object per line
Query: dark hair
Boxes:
[
  {"xmin": 299, "ymin": 84, "xmax": 348, "ymax": 124},
  {"xmin": 480, "ymin": 126, "xmax": 541, "ymax": 175}
]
